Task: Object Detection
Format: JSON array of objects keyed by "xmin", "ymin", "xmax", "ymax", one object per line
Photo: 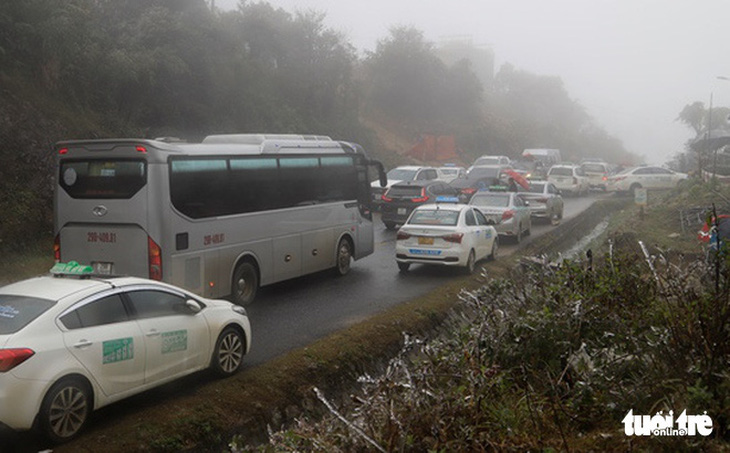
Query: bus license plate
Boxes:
[
  {"xmin": 418, "ymin": 237, "xmax": 434, "ymax": 245},
  {"xmin": 93, "ymin": 261, "xmax": 113, "ymax": 275},
  {"xmin": 398, "ymin": 208, "xmax": 407, "ymax": 215}
]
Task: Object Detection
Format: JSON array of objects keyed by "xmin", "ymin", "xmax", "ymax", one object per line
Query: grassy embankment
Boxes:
[{"xmin": 242, "ymin": 182, "xmax": 730, "ymax": 452}]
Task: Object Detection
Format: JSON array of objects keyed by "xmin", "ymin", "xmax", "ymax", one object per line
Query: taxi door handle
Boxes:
[
  {"xmin": 73, "ymin": 340, "xmax": 93, "ymax": 348},
  {"xmin": 146, "ymin": 329, "xmax": 160, "ymax": 337}
]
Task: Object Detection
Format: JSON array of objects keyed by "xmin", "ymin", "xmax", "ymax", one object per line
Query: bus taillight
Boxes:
[
  {"xmin": 148, "ymin": 237, "xmax": 162, "ymax": 280},
  {"xmin": 53, "ymin": 234, "xmax": 61, "ymax": 262},
  {"xmin": 136, "ymin": 146, "xmax": 147, "ymax": 153}
]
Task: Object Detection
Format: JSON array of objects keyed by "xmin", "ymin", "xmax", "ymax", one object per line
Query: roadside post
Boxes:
[{"xmin": 635, "ymin": 188, "xmax": 648, "ymax": 220}]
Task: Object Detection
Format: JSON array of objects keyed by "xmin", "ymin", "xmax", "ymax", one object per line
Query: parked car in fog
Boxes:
[
  {"xmin": 468, "ymin": 154, "xmax": 511, "ymax": 172},
  {"xmin": 370, "ymin": 166, "xmax": 439, "ymax": 205},
  {"xmin": 0, "ymin": 263, "xmax": 251, "ymax": 443},
  {"xmin": 606, "ymin": 166, "xmax": 688, "ymax": 195},
  {"xmin": 547, "ymin": 164, "xmax": 589, "ymax": 196},
  {"xmin": 519, "ymin": 180, "xmax": 564, "ymax": 225},
  {"xmin": 381, "ymin": 180, "xmax": 458, "ymax": 229},
  {"xmin": 581, "ymin": 162, "xmax": 610, "ymax": 190},
  {"xmin": 436, "ymin": 165, "xmax": 467, "ymax": 182},
  {"xmin": 395, "ymin": 203, "xmax": 498, "ymax": 274},
  {"xmin": 469, "ymin": 191, "xmax": 532, "ymax": 243}
]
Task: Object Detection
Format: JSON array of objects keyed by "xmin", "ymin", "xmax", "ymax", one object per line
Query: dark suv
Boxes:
[{"xmin": 380, "ymin": 181, "xmax": 457, "ymax": 230}]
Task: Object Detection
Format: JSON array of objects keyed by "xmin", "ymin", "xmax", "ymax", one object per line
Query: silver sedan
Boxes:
[
  {"xmin": 469, "ymin": 191, "xmax": 532, "ymax": 243},
  {"xmin": 519, "ymin": 180, "xmax": 564, "ymax": 225}
]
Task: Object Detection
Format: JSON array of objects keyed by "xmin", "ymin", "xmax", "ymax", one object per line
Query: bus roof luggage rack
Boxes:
[{"xmin": 201, "ymin": 134, "xmax": 332, "ymax": 144}]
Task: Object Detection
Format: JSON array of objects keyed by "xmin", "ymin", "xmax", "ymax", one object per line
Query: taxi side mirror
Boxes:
[{"xmin": 186, "ymin": 299, "xmax": 202, "ymax": 313}]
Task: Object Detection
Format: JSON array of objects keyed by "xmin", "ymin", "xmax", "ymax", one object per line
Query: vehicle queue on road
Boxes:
[{"xmin": 0, "ymin": 143, "xmax": 689, "ymax": 445}]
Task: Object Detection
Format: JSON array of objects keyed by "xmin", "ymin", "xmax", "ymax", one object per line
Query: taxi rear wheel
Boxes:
[
  {"xmin": 39, "ymin": 377, "xmax": 92, "ymax": 444},
  {"xmin": 211, "ymin": 326, "xmax": 245, "ymax": 377},
  {"xmin": 464, "ymin": 249, "xmax": 476, "ymax": 274},
  {"xmin": 489, "ymin": 239, "xmax": 498, "ymax": 261}
]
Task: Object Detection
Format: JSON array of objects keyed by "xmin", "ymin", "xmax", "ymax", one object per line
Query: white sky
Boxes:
[{"xmin": 217, "ymin": 0, "xmax": 730, "ymax": 164}]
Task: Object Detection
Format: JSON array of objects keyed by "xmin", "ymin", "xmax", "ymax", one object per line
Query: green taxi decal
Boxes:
[
  {"xmin": 103, "ymin": 338, "xmax": 134, "ymax": 364},
  {"xmin": 162, "ymin": 330, "xmax": 188, "ymax": 354}
]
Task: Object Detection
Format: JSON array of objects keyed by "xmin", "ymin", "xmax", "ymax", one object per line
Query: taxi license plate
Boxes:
[
  {"xmin": 418, "ymin": 237, "xmax": 434, "ymax": 245},
  {"xmin": 92, "ymin": 261, "xmax": 113, "ymax": 275},
  {"xmin": 398, "ymin": 208, "xmax": 407, "ymax": 215}
]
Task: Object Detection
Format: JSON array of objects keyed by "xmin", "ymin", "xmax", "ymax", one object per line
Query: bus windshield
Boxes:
[{"xmin": 60, "ymin": 160, "xmax": 146, "ymax": 199}]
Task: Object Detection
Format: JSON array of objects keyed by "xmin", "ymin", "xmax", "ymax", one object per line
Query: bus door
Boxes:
[{"xmin": 56, "ymin": 158, "xmax": 155, "ymax": 279}]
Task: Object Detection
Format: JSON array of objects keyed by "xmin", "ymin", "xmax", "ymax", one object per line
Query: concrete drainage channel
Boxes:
[{"xmin": 53, "ymin": 198, "xmax": 632, "ymax": 453}]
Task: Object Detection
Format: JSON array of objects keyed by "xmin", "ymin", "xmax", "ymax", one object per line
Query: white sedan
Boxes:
[
  {"xmin": 395, "ymin": 203, "xmax": 498, "ymax": 274},
  {"xmin": 0, "ymin": 262, "xmax": 251, "ymax": 443},
  {"xmin": 606, "ymin": 166, "xmax": 688, "ymax": 194}
]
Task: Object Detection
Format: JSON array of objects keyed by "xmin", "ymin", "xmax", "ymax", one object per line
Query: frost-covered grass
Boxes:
[{"xmin": 241, "ymin": 247, "xmax": 730, "ymax": 452}]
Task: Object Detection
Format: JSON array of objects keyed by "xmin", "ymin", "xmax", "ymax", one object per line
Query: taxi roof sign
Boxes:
[
  {"xmin": 435, "ymin": 196, "xmax": 460, "ymax": 203},
  {"xmin": 51, "ymin": 261, "xmax": 94, "ymax": 276}
]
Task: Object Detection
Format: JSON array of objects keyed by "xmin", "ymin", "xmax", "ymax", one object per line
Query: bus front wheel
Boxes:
[{"xmin": 232, "ymin": 261, "xmax": 258, "ymax": 306}]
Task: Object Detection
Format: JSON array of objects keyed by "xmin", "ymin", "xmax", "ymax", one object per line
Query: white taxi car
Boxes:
[
  {"xmin": 0, "ymin": 262, "xmax": 251, "ymax": 443},
  {"xmin": 395, "ymin": 201, "xmax": 498, "ymax": 274},
  {"xmin": 606, "ymin": 166, "xmax": 688, "ymax": 195}
]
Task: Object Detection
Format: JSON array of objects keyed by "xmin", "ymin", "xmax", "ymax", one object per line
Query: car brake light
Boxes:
[
  {"xmin": 462, "ymin": 188, "xmax": 476, "ymax": 194},
  {"xmin": 602, "ymin": 176, "xmax": 607, "ymax": 181},
  {"xmin": 502, "ymin": 210, "xmax": 514, "ymax": 220},
  {"xmin": 0, "ymin": 348, "xmax": 35, "ymax": 372},
  {"xmin": 411, "ymin": 188, "xmax": 429, "ymax": 203},
  {"xmin": 442, "ymin": 233, "xmax": 463, "ymax": 243},
  {"xmin": 136, "ymin": 145, "xmax": 147, "ymax": 153},
  {"xmin": 53, "ymin": 234, "xmax": 61, "ymax": 262},
  {"xmin": 397, "ymin": 231, "xmax": 411, "ymax": 240},
  {"xmin": 58, "ymin": 148, "xmax": 68, "ymax": 155},
  {"xmin": 381, "ymin": 194, "xmax": 393, "ymax": 202},
  {"xmin": 148, "ymin": 237, "xmax": 162, "ymax": 281}
]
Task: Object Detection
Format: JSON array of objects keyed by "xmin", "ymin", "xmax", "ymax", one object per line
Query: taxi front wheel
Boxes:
[{"xmin": 211, "ymin": 326, "xmax": 245, "ymax": 377}]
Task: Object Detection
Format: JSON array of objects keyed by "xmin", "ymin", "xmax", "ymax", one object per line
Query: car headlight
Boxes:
[{"xmin": 232, "ymin": 305, "xmax": 247, "ymax": 316}]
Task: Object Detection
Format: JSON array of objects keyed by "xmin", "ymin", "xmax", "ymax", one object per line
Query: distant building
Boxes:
[{"xmin": 436, "ymin": 36, "xmax": 495, "ymax": 90}]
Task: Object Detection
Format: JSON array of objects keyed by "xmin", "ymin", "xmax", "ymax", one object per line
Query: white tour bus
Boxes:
[{"xmin": 54, "ymin": 134, "xmax": 386, "ymax": 305}]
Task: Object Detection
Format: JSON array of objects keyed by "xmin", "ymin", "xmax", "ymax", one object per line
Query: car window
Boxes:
[
  {"xmin": 0, "ymin": 295, "xmax": 56, "ymax": 334},
  {"xmin": 549, "ymin": 167, "xmax": 573, "ymax": 176},
  {"xmin": 474, "ymin": 209, "xmax": 488, "ymax": 226},
  {"xmin": 387, "ymin": 168, "xmax": 417, "ymax": 181},
  {"xmin": 61, "ymin": 294, "xmax": 129, "ymax": 329},
  {"xmin": 548, "ymin": 184, "xmax": 558, "ymax": 194},
  {"xmin": 465, "ymin": 209, "xmax": 476, "ymax": 226},
  {"xmin": 425, "ymin": 169, "xmax": 438, "ymax": 180},
  {"xmin": 126, "ymin": 290, "xmax": 190, "ymax": 319},
  {"xmin": 408, "ymin": 209, "xmax": 460, "ymax": 226},
  {"xmin": 513, "ymin": 195, "xmax": 523, "ymax": 207},
  {"xmin": 528, "ymin": 183, "xmax": 545, "ymax": 193},
  {"xmin": 634, "ymin": 167, "xmax": 652, "ymax": 175},
  {"xmin": 653, "ymin": 167, "xmax": 672, "ymax": 175},
  {"xmin": 575, "ymin": 167, "xmax": 585, "ymax": 176},
  {"xmin": 470, "ymin": 193, "xmax": 510, "ymax": 207}
]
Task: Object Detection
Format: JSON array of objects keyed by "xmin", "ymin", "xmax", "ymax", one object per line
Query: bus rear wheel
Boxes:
[
  {"xmin": 232, "ymin": 261, "xmax": 258, "ymax": 306},
  {"xmin": 335, "ymin": 237, "xmax": 352, "ymax": 276}
]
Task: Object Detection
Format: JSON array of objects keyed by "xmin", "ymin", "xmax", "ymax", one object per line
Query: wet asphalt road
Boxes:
[{"xmin": 242, "ymin": 193, "xmax": 603, "ymax": 368}]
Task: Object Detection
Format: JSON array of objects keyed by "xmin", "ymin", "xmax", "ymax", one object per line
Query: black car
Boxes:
[{"xmin": 380, "ymin": 180, "xmax": 457, "ymax": 230}]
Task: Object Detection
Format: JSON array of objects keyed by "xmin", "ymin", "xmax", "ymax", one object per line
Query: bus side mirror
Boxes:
[{"xmin": 371, "ymin": 160, "xmax": 387, "ymax": 187}]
